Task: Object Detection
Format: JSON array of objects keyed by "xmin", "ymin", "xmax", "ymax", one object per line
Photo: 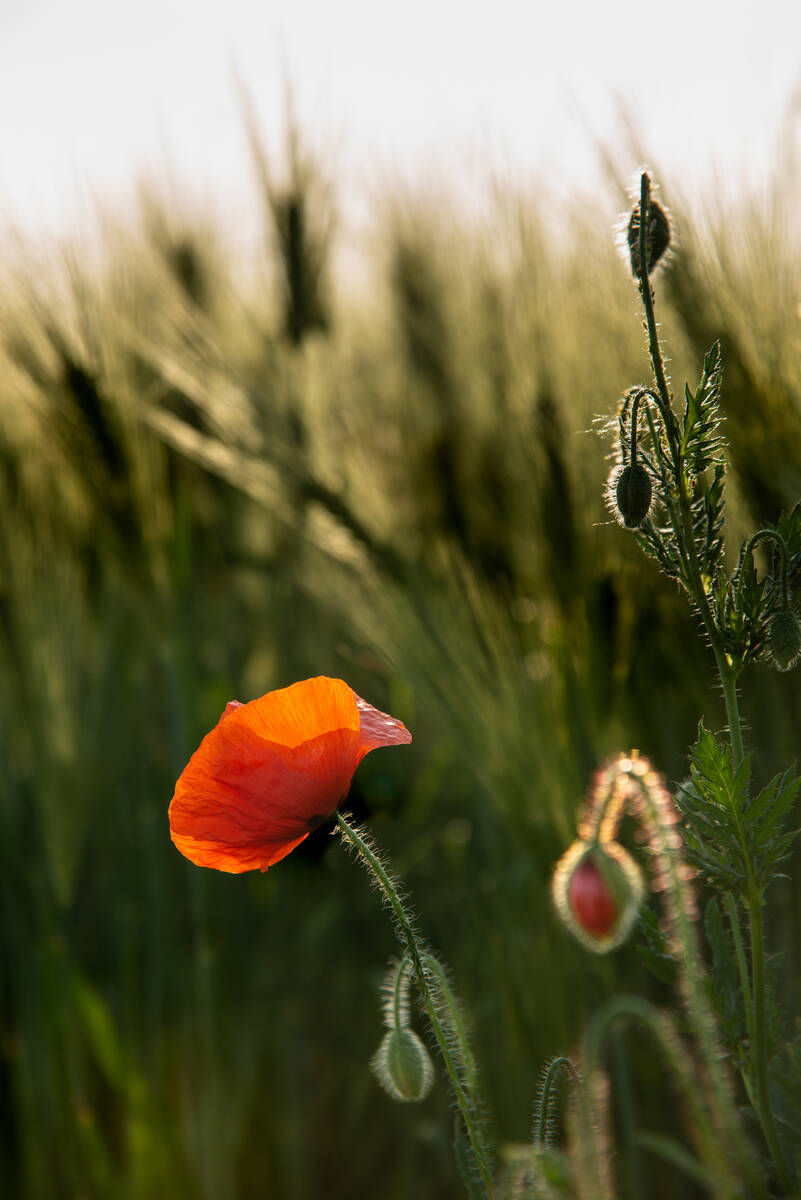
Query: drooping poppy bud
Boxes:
[
  {"xmin": 551, "ymin": 840, "xmax": 644, "ymax": 953},
  {"xmin": 371, "ymin": 1028, "xmax": 435, "ymax": 1103},
  {"xmin": 568, "ymin": 856, "xmax": 617, "ymax": 936},
  {"xmin": 769, "ymin": 608, "xmax": 801, "ymax": 672},
  {"xmin": 612, "ymin": 463, "xmax": 652, "ymax": 528},
  {"xmin": 626, "ymin": 197, "xmax": 671, "ymax": 279}
]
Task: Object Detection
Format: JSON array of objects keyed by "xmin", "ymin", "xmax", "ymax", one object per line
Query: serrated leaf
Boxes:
[
  {"xmin": 636, "ymin": 908, "xmax": 677, "ymax": 986},
  {"xmin": 636, "ymin": 944, "xmax": 677, "ymax": 987},
  {"xmin": 753, "ymin": 770, "xmax": 801, "ymax": 842},
  {"xmin": 681, "ymin": 343, "xmax": 726, "ymax": 474}
]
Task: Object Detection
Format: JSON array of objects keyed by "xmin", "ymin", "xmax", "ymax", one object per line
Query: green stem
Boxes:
[
  {"xmin": 583, "ymin": 995, "xmax": 741, "ymax": 1200},
  {"xmin": 636, "ymin": 176, "xmax": 680, "ymax": 458},
  {"xmin": 421, "ymin": 953, "xmax": 478, "ymax": 1094},
  {"xmin": 717, "ymin": 657, "xmax": 745, "ymax": 770},
  {"xmin": 635, "ymin": 171, "xmax": 792, "ymax": 1193},
  {"xmin": 716, "ymin": 665, "xmax": 790, "ymax": 1191},
  {"xmin": 393, "ymin": 956, "xmax": 411, "ymax": 1029},
  {"xmin": 335, "ymin": 813, "xmax": 494, "ymax": 1198},
  {"xmin": 637, "ymin": 175, "xmax": 726, "ymax": 669},
  {"xmin": 532, "ymin": 1056, "xmax": 577, "ymax": 1149},
  {"xmin": 722, "ymin": 893, "xmax": 754, "ymax": 1070},
  {"xmin": 747, "ymin": 884, "xmax": 793, "ymax": 1195}
]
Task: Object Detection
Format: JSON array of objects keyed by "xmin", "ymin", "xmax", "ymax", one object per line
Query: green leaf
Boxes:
[
  {"xmin": 681, "ymin": 343, "xmax": 726, "ymax": 474},
  {"xmin": 637, "ymin": 1131, "xmax": 719, "ymax": 1191},
  {"xmin": 635, "ymin": 908, "xmax": 677, "ymax": 987},
  {"xmin": 703, "ymin": 898, "xmax": 748, "ymax": 1059}
]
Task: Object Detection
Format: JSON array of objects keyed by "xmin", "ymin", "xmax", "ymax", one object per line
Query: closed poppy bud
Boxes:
[
  {"xmin": 371, "ymin": 1028, "xmax": 435, "ymax": 1103},
  {"xmin": 551, "ymin": 840, "xmax": 644, "ymax": 953},
  {"xmin": 611, "ymin": 463, "xmax": 652, "ymax": 528},
  {"xmin": 626, "ymin": 197, "xmax": 671, "ymax": 279},
  {"xmin": 769, "ymin": 608, "xmax": 801, "ymax": 672},
  {"xmin": 568, "ymin": 856, "xmax": 617, "ymax": 936}
]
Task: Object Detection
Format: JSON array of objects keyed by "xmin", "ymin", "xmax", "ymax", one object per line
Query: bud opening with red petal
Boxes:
[{"xmin": 551, "ymin": 839, "xmax": 644, "ymax": 953}]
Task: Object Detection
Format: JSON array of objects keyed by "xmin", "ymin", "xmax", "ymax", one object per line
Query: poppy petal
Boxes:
[
  {"xmin": 169, "ymin": 677, "xmax": 412, "ymax": 875},
  {"xmin": 170, "ymin": 829, "xmax": 309, "ymax": 874},
  {"xmin": 354, "ymin": 693, "xmax": 412, "ymax": 763},
  {"xmin": 169, "ymin": 678, "xmax": 361, "ymax": 873},
  {"xmin": 352, "ymin": 691, "xmax": 410, "ymax": 763}
]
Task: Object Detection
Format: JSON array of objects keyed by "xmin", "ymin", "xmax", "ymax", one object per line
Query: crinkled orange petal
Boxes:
[
  {"xmin": 169, "ymin": 677, "xmax": 362, "ymax": 873},
  {"xmin": 354, "ymin": 693, "xmax": 412, "ymax": 763}
]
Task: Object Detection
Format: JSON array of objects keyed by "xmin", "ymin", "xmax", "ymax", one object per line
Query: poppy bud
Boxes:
[
  {"xmin": 371, "ymin": 1027, "xmax": 435, "ymax": 1103},
  {"xmin": 568, "ymin": 856, "xmax": 617, "ymax": 936},
  {"xmin": 551, "ymin": 841, "xmax": 644, "ymax": 953},
  {"xmin": 769, "ymin": 607, "xmax": 801, "ymax": 672},
  {"xmin": 611, "ymin": 463, "xmax": 652, "ymax": 528},
  {"xmin": 626, "ymin": 198, "xmax": 671, "ymax": 279}
]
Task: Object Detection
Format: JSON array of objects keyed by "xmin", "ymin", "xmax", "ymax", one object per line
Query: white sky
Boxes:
[{"xmin": 1, "ymin": 0, "xmax": 800, "ymax": 241}]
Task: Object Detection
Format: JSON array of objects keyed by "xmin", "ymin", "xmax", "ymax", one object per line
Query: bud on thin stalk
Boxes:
[
  {"xmin": 625, "ymin": 185, "xmax": 671, "ymax": 281},
  {"xmin": 371, "ymin": 1027, "xmax": 435, "ymax": 1103},
  {"xmin": 608, "ymin": 391, "xmax": 653, "ymax": 527},
  {"xmin": 769, "ymin": 608, "xmax": 801, "ymax": 672},
  {"xmin": 742, "ymin": 529, "xmax": 800, "ymax": 672},
  {"xmin": 551, "ymin": 838, "xmax": 643, "ymax": 953}
]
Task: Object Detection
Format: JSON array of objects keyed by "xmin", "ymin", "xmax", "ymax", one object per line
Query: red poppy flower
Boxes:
[{"xmin": 169, "ymin": 676, "xmax": 412, "ymax": 874}]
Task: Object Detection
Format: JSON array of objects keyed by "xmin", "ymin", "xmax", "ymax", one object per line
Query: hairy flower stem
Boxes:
[
  {"xmin": 582, "ymin": 996, "xmax": 742, "ymax": 1200},
  {"xmin": 421, "ymin": 952, "xmax": 479, "ymax": 1093},
  {"xmin": 636, "ymin": 174, "xmax": 791, "ymax": 1192},
  {"xmin": 617, "ymin": 764, "xmax": 755, "ymax": 1181},
  {"xmin": 533, "ymin": 1056, "xmax": 578, "ymax": 1148},
  {"xmin": 744, "ymin": 529, "xmax": 791, "ymax": 609},
  {"xmin": 335, "ymin": 813, "xmax": 494, "ymax": 1198}
]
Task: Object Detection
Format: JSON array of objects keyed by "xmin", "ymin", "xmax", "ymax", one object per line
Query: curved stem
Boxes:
[
  {"xmin": 583, "ymin": 995, "xmax": 742, "ymax": 1200},
  {"xmin": 392, "ymin": 956, "xmax": 412, "ymax": 1029},
  {"xmin": 334, "ymin": 813, "xmax": 494, "ymax": 1198},
  {"xmin": 533, "ymin": 1056, "xmax": 578, "ymax": 1149},
  {"xmin": 744, "ymin": 529, "xmax": 791, "ymax": 610}
]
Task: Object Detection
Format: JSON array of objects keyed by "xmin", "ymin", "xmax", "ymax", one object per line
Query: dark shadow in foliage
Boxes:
[
  {"xmin": 391, "ymin": 223, "xmax": 469, "ymax": 556},
  {"xmin": 664, "ymin": 248, "xmax": 801, "ymax": 525},
  {"xmin": 239, "ymin": 84, "xmax": 332, "ymax": 346}
]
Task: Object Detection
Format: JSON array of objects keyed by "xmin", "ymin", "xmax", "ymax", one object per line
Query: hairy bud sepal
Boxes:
[
  {"xmin": 371, "ymin": 1027, "xmax": 435, "ymax": 1102},
  {"xmin": 769, "ymin": 608, "xmax": 801, "ymax": 672},
  {"xmin": 608, "ymin": 463, "xmax": 653, "ymax": 528},
  {"xmin": 625, "ymin": 196, "xmax": 671, "ymax": 280},
  {"xmin": 552, "ymin": 840, "xmax": 644, "ymax": 953}
]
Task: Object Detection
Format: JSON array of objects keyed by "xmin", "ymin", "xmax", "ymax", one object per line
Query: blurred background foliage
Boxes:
[{"xmin": 1, "ymin": 120, "xmax": 801, "ymax": 1199}]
